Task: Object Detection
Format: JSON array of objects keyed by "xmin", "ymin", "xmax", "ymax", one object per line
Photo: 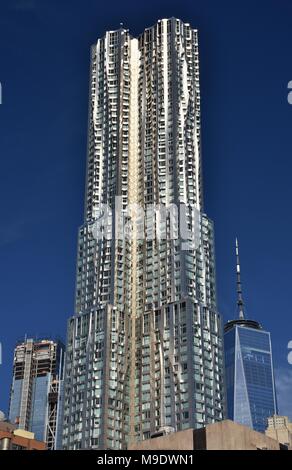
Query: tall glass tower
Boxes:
[
  {"xmin": 224, "ymin": 240, "xmax": 277, "ymax": 432},
  {"xmin": 62, "ymin": 18, "xmax": 226, "ymax": 450},
  {"xmin": 9, "ymin": 338, "xmax": 65, "ymax": 449}
]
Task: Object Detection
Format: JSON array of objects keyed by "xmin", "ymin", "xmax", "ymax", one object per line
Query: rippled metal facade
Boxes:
[{"xmin": 62, "ymin": 18, "xmax": 225, "ymax": 450}]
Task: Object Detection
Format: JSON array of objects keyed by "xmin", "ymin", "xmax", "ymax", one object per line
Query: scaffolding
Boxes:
[{"xmin": 10, "ymin": 338, "xmax": 64, "ymax": 450}]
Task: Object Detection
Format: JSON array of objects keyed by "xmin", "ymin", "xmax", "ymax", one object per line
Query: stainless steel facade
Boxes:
[{"xmin": 62, "ymin": 18, "xmax": 225, "ymax": 450}]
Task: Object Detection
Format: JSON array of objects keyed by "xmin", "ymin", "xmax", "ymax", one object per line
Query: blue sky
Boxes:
[{"xmin": 0, "ymin": 0, "xmax": 292, "ymax": 418}]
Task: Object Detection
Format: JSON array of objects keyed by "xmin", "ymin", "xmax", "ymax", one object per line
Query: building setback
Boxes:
[
  {"xmin": 9, "ymin": 338, "xmax": 65, "ymax": 450},
  {"xmin": 62, "ymin": 18, "xmax": 226, "ymax": 450}
]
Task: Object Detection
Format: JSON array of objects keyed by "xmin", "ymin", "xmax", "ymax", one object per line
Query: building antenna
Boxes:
[{"xmin": 236, "ymin": 238, "xmax": 245, "ymax": 320}]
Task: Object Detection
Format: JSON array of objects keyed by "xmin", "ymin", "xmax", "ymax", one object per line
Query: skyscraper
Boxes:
[
  {"xmin": 9, "ymin": 338, "xmax": 65, "ymax": 450},
  {"xmin": 62, "ymin": 18, "xmax": 225, "ymax": 450},
  {"xmin": 224, "ymin": 240, "xmax": 278, "ymax": 432}
]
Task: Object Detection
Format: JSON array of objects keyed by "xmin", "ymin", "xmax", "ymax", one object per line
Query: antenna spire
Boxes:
[{"xmin": 236, "ymin": 238, "xmax": 245, "ymax": 319}]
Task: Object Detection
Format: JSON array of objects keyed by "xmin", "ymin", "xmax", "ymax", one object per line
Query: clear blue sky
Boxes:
[{"xmin": 1, "ymin": 0, "xmax": 292, "ymax": 418}]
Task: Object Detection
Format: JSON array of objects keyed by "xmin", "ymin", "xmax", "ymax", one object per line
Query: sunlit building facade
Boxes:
[{"xmin": 62, "ymin": 18, "xmax": 226, "ymax": 450}]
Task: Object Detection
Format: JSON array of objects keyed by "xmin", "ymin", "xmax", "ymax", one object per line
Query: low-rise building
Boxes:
[
  {"xmin": 129, "ymin": 420, "xmax": 283, "ymax": 450},
  {"xmin": 0, "ymin": 421, "xmax": 46, "ymax": 450},
  {"xmin": 266, "ymin": 415, "xmax": 292, "ymax": 449}
]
